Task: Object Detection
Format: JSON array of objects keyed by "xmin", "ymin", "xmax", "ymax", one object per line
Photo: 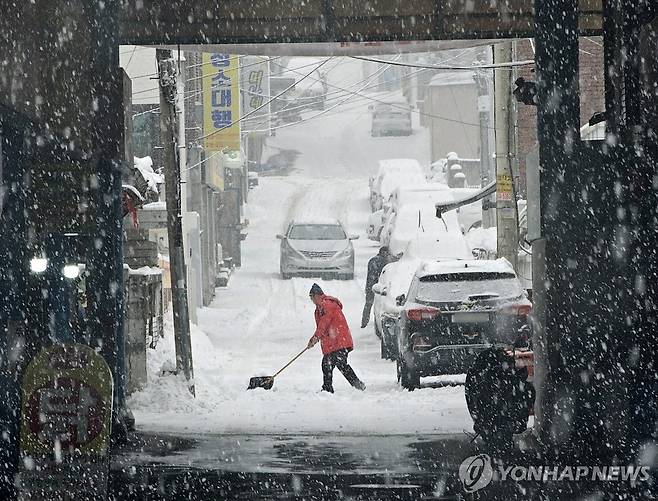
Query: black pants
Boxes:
[
  {"xmin": 322, "ymin": 348, "xmax": 364, "ymax": 392},
  {"xmin": 361, "ymin": 290, "xmax": 375, "ymax": 327}
]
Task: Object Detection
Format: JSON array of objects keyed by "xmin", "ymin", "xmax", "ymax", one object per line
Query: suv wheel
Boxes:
[{"xmin": 398, "ymin": 358, "xmax": 420, "ymax": 390}]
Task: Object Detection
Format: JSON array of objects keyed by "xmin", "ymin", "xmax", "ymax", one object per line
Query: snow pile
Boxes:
[
  {"xmin": 122, "ymin": 184, "xmax": 145, "ymax": 202},
  {"xmin": 127, "ymin": 265, "xmax": 163, "ymax": 276},
  {"xmin": 134, "ymin": 156, "xmax": 163, "ymax": 194},
  {"xmin": 142, "ymin": 201, "xmax": 166, "ymax": 211},
  {"xmin": 465, "ymin": 226, "xmax": 497, "ymax": 253}
]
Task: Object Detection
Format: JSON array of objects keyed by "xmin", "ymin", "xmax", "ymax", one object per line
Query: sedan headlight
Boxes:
[{"xmin": 335, "ymin": 245, "xmax": 352, "ymax": 259}]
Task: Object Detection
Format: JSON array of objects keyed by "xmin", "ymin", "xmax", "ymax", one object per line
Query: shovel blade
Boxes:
[{"xmin": 247, "ymin": 376, "xmax": 274, "ymax": 390}]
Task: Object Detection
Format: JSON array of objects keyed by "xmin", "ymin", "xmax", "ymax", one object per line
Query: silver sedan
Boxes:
[{"xmin": 277, "ymin": 221, "xmax": 358, "ymax": 280}]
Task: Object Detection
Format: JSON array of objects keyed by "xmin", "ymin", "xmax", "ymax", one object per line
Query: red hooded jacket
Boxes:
[{"xmin": 310, "ymin": 295, "xmax": 354, "ymax": 355}]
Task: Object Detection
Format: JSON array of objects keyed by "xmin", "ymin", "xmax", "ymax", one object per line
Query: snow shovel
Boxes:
[{"xmin": 247, "ymin": 347, "xmax": 309, "ymax": 390}]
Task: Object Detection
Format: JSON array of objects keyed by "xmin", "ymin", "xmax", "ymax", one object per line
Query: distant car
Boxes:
[
  {"xmin": 277, "ymin": 220, "xmax": 358, "ymax": 280},
  {"xmin": 371, "ymin": 102, "xmax": 412, "ymax": 137},
  {"xmin": 372, "ymin": 235, "xmax": 472, "ymax": 360},
  {"xmin": 395, "ymin": 258, "xmax": 531, "ymax": 390}
]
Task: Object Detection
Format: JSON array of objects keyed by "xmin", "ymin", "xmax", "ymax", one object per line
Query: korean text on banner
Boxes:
[
  {"xmin": 240, "ymin": 56, "xmax": 270, "ymax": 134},
  {"xmin": 203, "ymin": 53, "xmax": 240, "ymax": 151}
]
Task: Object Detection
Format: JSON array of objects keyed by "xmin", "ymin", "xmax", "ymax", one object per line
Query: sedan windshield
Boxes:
[
  {"xmin": 288, "ymin": 224, "xmax": 346, "ymax": 240},
  {"xmin": 415, "ymin": 272, "xmax": 522, "ymax": 303}
]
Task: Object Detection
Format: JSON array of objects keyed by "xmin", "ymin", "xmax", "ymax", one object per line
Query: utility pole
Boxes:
[
  {"xmin": 493, "ymin": 42, "xmax": 518, "ymax": 269},
  {"xmin": 157, "ymin": 48, "xmax": 195, "ymax": 395},
  {"xmin": 475, "ymin": 66, "xmax": 494, "ymax": 228},
  {"xmin": 176, "ymin": 50, "xmax": 199, "ymax": 325}
]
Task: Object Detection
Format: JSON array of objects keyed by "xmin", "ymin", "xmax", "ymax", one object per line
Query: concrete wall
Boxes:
[{"xmin": 426, "ymin": 77, "xmax": 480, "ymax": 163}]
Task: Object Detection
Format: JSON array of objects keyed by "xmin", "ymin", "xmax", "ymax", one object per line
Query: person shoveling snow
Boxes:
[{"xmin": 307, "ymin": 283, "xmax": 366, "ymax": 393}]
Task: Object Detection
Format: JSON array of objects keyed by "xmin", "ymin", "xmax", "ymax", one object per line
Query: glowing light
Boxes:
[{"xmin": 30, "ymin": 258, "xmax": 48, "ymax": 273}]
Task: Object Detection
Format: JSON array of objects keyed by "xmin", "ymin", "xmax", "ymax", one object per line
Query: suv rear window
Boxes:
[
  {"xmin": 420, "ymin": 272, "xmax": 516, "ymax": 282},
  {"xmin": 413, "ymin": 272, "xmax": 521, "ymax": 303}
]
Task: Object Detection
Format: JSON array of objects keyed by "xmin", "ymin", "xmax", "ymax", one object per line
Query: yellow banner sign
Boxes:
[{"xmin": 202, "ymin": 53, "xmax": 241, "ymax": 151}]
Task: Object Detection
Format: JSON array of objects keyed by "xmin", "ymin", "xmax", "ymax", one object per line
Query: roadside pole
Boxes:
[
  {"xmin": 475, "ymin": 66, "xmax": 494, "ymax": 228},
  {"xmin": 157, "ymin": 48, "xmax": 195, "ymax": 395},
  {"xmin": 493, "ymin": 42, "xmax": 519, "ymax": 269},
  {"xmin": 176, "ymin": 51, "xmax": 199, "ymax": 324}
]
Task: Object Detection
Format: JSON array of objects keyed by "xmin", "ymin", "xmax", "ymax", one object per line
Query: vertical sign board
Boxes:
[
  {"xmin": 202, "ymin": 53, "xmax": 241, "ymax": 152},
  {"xmin": 240, "ymin": 56, "xmax": 271, "ymax": 134},
  {"xmin": 18, "ymin": 344, "xmax": 113, "ymax": 501}
]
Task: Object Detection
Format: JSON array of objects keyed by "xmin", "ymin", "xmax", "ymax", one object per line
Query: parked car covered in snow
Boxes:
[
  {"xmin": 377, "ymin": 183, "xmax": 454, "ymax": 241},
  {"xmin": 372, "ymin": 236, "xmax": 471, "ymax": 360},
  {"xmin": 395, "ymin": 258, "xmax": 531, "ymax": 390},
  {"xmin": 381, "ymin": 203, "xmax": 463, "ymax": 256},
  {"xmin": 369, "ymin": 158, "xmax": 424, "ymax": 211},
  {"xmin": 277, "ymin": 220, "xmax": 358, "ymax": 279}
]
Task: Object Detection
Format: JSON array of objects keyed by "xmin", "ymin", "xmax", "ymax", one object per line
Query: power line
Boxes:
[
  {"xmin": 194, "ymin": 57, "xmax": 334, "ymax": 143},
  {"xmin": 350, "ymin": 55, "xmax": 535, "ymax": 70},
  {"xmin": 267, "ymin": 56, "xmax": 493, "ymax": 129},
  {"xmin": 130, "ymin": 56, "xmax": 282, "ymax": 96},
  {"xmin": 135, "ymin": 56, "xmax": 380, "ymax": 119},
  {"xmin": 247, "ymin": 56, "xmax": 396, "ymax": 132}
]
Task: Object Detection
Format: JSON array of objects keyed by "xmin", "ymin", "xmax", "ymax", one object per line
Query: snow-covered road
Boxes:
[{"xmin": 128, "ymin": 58, "xmax": 474, "ymax": 436}]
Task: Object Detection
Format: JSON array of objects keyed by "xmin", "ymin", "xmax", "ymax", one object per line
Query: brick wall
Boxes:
[{"xmin": 515, "ymin": 37, "xmax": 604, "ymax": 193}]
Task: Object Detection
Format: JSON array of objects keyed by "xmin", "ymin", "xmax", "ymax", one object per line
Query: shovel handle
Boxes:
[{"xmin": 272, "ymin": 347, "xmax": 309, "ymax": 379}]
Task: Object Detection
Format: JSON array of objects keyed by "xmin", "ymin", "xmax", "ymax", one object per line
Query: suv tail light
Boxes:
[
  {"xmin": 406, "ymin": 308, "xmax": 440, "ymax": 322},
  {"xmin": 501, "ymin": 304, "xmax": 532, "ymax": 316}
]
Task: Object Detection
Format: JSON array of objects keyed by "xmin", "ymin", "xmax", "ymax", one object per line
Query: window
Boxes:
[
  {"xmin": 415, "ymin": 272, "xmax": 522, "ymax": 303},
  {"xmin": 288, "ymin": 224, "xmax": 346, "ymax": 240}
]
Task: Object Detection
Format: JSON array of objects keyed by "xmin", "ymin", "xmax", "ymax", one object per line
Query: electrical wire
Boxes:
[
  {"xmin": 194, "ymin": 57, "xmax": 334, "ymax": 143},
  {"xmin": 124, "ymin": 46, "xmax": 138, "ymax": 69},
  {"xmin": 246, "ymin": 56, "xmax": 396, "ymax": 133},
  {"xmin": 249, "ymin": 55, "xmax": 399, "ymax": 128},
  {"xmin": 350, "ymin": 55, "xmax": 535, "ymax": 70},
  {"xmin": 130, "ymin": 56, "xmax": 283, "ymax": 96},
  {"xmin": 135, "ymin": 49, "xmax": 478, "ymax": 120},
  {"xmin": 183, "ymin": 57, "xmax": 392, "ymax": 171},
  {"xmin": 264, "ymin": 57, "xmax": 505, "ymax": 131},
  {"xmin": 136, "ymin": 57, "xmax": 415, "ymax": 120}
]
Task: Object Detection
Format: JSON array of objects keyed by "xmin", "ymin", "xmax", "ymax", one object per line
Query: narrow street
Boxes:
[
  {"xmin": 114, "ymin": 60, "xmax": 480, "ymax": 501},
  {"xmin": 126, "ymin": 60, "xmax": 473, "ymax": 438}
]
